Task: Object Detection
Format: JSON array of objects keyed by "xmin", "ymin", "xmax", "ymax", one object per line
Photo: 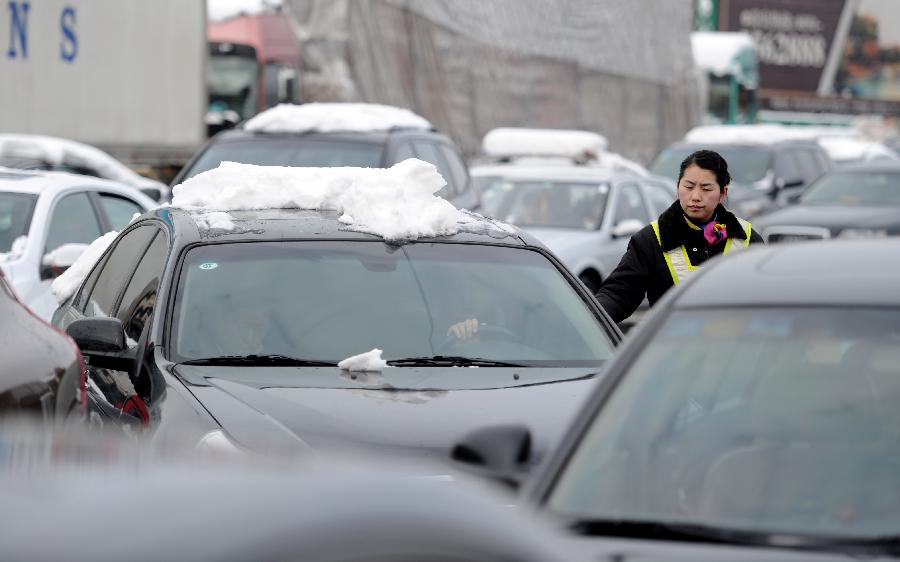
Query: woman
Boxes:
[{"xmin": 595, "ymin": 149, "xmax": 764, "ymax": 324}]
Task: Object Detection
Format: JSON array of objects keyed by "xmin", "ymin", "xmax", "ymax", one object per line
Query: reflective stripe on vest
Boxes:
[{"xmin": 650, "ymin": 218, "xmax": 751, "ymax": 285}]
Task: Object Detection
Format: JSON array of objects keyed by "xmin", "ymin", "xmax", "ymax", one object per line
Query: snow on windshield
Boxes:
[
  {"xmin": 171, "ymin": 159, "xmax": 507, "ymax": 241},
  {"xmin": 243, "ymin": 103, "xmax": 432, "ymax": 134},
  {"xmin": 338, "ymin": 348, "xmax": 388, "ymax": 372},
  {"xmin": 51, "ymin": 231, "xmax": 118, "ymax": 303}
]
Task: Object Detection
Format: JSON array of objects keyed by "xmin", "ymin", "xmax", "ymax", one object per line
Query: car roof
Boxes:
[
  {"xmin": 669, "ymin": 139, "xmax": 820, "ymax": 150},
  {"xmin": 0, "ymin": 167, "xmax": 138, "ymax": 196},
  {"xmin": 213, "ymin": 127, "xmax": 446, "ymax": 145},
  {"xmin": 830, "ymin": 161, "xmax": 900, "ymax": 173},
  {"xmin": 675, "ymin": 239, "xmax": 900, "ymax": 308},
  {"xmin": 150, "ymin": 207, "xmax": 530, "ymax": 247},
  {"xmin": 470, "ymin": 164, "xmax": 660, "ymax": 184}
]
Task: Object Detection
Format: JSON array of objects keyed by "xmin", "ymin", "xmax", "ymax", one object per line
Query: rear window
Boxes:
[{"xmin": 183, "ymin": 138, "xmax": 385, "ymax": 180}]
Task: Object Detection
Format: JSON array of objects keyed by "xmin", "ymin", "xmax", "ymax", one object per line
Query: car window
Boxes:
[
  {"xmin": 44, "ymin": 192, "xmax": 102, "ymax": 254},
  {"xmin": 774, "ymin": 151, "xmax": 798, "ymax": 181},
  {"xmin": 393, "ymin": 142, "xmax": 415, "ymax": 162},
  {"xmin": 439, "ymin": 144, "xmax": 470, "ymax": 195},
  {"xmin": 99, "ymin": 193, "xmax": 145, "ymax": 231},
  {"xmin": 172, "ymin": 241, "xmax": 615, "ymax": 364},
  {"xmin": 794, "ymin": 149, "xmax": 820, "ymax": 185},
  {"xmin": 184, "ymin": 139, "xmax": 384, "ymax": 180},
  {"xmin": 116, "ymin": 231, "xmax": 167, "ymax": 343},
  {"xmin": 800, "ymin": 171, "xmax": 900, "ymax": 206},
  {"xmin": 642, "ymin": 182, "xmax": 675, "ymax": 216},
  {"xmin": 263, "ymin": 63, "xmax": 280, "ymax": 109},
  {"xmin": 613, "ymin": 183, "xmax": 649, "ymax": 224},
  {"xmin": 412, "ymin": 141, "xmax": 456, "ymax": 194},
  {"xmin": 82, "ymin": 226, "xmax": 156, "ymax": 317},
  {"xmin": 548, "ymin": 307, "xmax": 900, "ymax": 541},
  {"xmin": 487, "ymin": 181, "xmax": 610, "ymax": 229},
  {"xmin": 0, "ymin": 192, "xmax": 37, "ymax": 253}
]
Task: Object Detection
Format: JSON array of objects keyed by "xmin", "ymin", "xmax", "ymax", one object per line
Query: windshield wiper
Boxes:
[
  {"xmin": 569, "ymin": 519, "xmax": 900, "ymax": 554},
  {"xmin": 387, "ymin": 356, "xmax": 529, "ymax": 367},
  {"xmin": 179, "ymin": 354, "xmax": 337, "ymax": 367}
]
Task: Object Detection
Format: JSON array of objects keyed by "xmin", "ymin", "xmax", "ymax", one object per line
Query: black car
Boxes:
[
  {"xmin": 173, "ymin": 128, "xmax": 479, "ymax": 210},
  {"xmin": 755, "ymin": 162, "xmax": 900, "ymax": 243},
  {"xmin": 0, "ymin": 269, "xmax": 82, "ymax": 419},
  {"xmin": 455, "ymin": 239, "xmax": 900, "ymax": 559},
  {"xmin": 650, "ymin": 139, "xmax": 833, "ymax": 216},
  {"xmin": 52, "ymin": 206, "xmax": 620, "ymax": 461}
]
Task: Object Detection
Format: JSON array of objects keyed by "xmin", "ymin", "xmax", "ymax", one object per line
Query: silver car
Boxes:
[{"xmin": 473, "ymin": 163, "xmax": 675, "ymax": 293}]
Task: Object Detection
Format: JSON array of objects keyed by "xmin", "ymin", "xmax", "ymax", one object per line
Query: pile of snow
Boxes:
[
  {"xmin": 338, "ymin": 348, "xmax": 387, "ymax": 372},
  {"xmin": 0, "ymin": 134, "xmax": 162, "ymax": 190},
  {"xmin": 0, "ymin": 236, "xmax": 27, "ymax": 263},
  {"xmin": 51, "ymin": 231, "xmax": 118, "ymax": 303},
  {"xmin": 171, "ymin": 159, "xmax": 491, "ymax": 241},
  {"xmin": 691, "ymin": 32, "xmax": 755, "ymax": 77},
  {"xmin": 41, "ymin": 243, "xmax": 89, "ymax": 267},
  {"xmin": 685, "ymin": 124, "xmax": 801, "ymax": 145},
  {"xmin": 482, "ymin": 128, "xmax": 608, "ymax": 159},
  {"xmin": 817, "ymin": 137, "xmax": 899, "ymax": 164},
  {"xmin": 243, "ymin": 103, "xmax": 432, "ymax": 134},
  {"xmin": 192, "ymin": 211, "xmax": 236, "ymax": 231}
]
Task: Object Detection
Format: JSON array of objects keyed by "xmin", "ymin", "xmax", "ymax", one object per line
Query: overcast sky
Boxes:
[{"xmin": 207, "ymin": 0, "xmax": 282, "ymax": 22}]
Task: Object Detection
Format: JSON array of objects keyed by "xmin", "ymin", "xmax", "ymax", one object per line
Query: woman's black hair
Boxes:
[{"xmin": 678, "ymin": 150, "xmax": 731, "ymax": 190}]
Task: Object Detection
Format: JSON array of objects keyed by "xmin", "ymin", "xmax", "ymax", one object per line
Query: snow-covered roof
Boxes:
[
  {"xmin": 482, "ymin": 128, "xmax": 608, "ymax": 159},
  {"xmin": 691, "ymin": 32, "xmax": 755, "ymax": 77},
  {"xmin": 0, "ymin": 134, "xmax": 162, "ymax": 190},
  {"xmin": 684, "ymin": 124, "xmax": 824, "ymax": 145},
  {"xmin": 243, "ymin": 103, "xmax": 433, "ymax": 134},
  {"xmin": 171, "ymin": 159, "xmax": 510, "ymax": 241},
  {"xmin": 0, "ymin": 166, "xmax": 140, "ymax": 196},
  {"xmin": 817, "ymin": 137, "xmax": 900, "ymax": 164},
  {"xmin": 471, "ymin": 163, "xmax": 618, "ymax": 182}
]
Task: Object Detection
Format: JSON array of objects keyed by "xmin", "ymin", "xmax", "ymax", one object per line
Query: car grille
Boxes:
[{"xmin": 764, "ymin": 226, "xmax": 831, "ymax": 244}]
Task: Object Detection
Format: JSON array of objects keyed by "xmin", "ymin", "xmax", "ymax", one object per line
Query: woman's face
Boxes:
[{"xmin": 678, "ymin": 164, "xmax": 727, "ymax": 223}]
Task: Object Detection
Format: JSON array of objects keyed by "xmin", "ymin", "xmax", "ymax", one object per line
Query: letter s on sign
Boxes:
[{"xmin": 60, "ymin": 6, "xmax": 77, "ymax": 63}]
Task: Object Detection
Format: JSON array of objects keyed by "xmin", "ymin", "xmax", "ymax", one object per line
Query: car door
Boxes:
[
  {"xmin": 58, "ymin": 225, "xmax": 159, "ymax": 425},
  {"xmin": 32, "ymin": 191, "xmax": 105, "ymax": 318},
  {"xmin": 601, "ymin": 182, "xmax": 651, "ymax": 273}
]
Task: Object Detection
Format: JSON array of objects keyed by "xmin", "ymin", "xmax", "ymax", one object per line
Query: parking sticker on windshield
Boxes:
[{"xmin": 199, "ymin": 262, "xmax": 218, "ymax": 270}]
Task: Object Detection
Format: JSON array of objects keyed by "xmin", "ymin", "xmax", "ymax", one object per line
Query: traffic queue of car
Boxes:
[{"xmin": 1, "ymin": 106, "xmax": 899, "ymax": 560}]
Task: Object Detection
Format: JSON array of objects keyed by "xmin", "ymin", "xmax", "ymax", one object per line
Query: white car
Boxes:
[
  {"xmin": 0, "ymin": 134, "xmax": 170, "ymax": 202},
  {"xmin": 0, "ymin": 168, "xmax": 156, "ymax": 319},
  {"xmin": 473, "ymin": 163, "xmax": 676, "ymax": 293}
]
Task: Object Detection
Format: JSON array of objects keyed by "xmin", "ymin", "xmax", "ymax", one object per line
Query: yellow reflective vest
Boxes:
[{"xmin": 650, "ymin": 218, "xmax": 752, "ymax": 285}]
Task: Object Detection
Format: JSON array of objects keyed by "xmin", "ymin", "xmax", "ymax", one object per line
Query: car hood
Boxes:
[
  {"xmin": 524, "ymin": 227, "xmax": 599, "ymax": 254},
  {"xmin": 755, "ymin": 205, "xmax": 900, "ymax": 234},
  {"xmin": 176, "ymin": 365, "xmax": 600, "ymax": 461}
]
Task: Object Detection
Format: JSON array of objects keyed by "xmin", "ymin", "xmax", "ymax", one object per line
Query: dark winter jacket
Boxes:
[{"xmin": 595, "ymin": 200, "xmax": 764, "ymax": 323}]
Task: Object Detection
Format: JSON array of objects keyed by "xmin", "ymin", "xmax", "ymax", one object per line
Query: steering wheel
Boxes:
[{"xmin": 436, "ymin": 324, "xmax": 519, "ymax": 353}]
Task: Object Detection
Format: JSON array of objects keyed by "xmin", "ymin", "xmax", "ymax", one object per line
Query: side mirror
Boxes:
[
  {"xmin": 450, "ymin": 425, "xmax": 532, "ymax": 489},
  {"xmin": 611, "ymin": 219, "xmax": 644, "ymax": 239},
  {"xmin": 66, "ymin": 317, "xmax": 135, "ymax": 371},
  {"xmin": 139, "ymin": 187, "xmax": 162, "ymax": 202},
  {"xmin": 40, "ymin": 243, "xmax": 88, "ymax": 280}
]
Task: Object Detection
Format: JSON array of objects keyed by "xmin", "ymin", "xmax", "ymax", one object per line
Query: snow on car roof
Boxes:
[
  {"xmin": 0, "ymin": 166, "xmax": 133, "ymax": 196},
  {"xmin": 817, "ymin": 136, "xmax": 899, "ymax": 163},
  {"xmin": 243, "ymin": 103, "xmax": 433, "ymax": 134},
  {"xmin": 171, "ymin": 159, "xmax": 512, "ymax": 241},
  {"xmin": 482, "ymin": 128, "xmax": 608, "ymax": 159},
  {"xmin": 0, "ymin": 134, "xmax": 157, "ymax": 189}
]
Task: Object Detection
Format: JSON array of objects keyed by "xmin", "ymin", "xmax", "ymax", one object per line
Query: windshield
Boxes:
[
  {"xmin": 208, "ymin": 53, "xmax": 259, "ymax": 120},
  {"xmin": 183, "ymin": 138, "xmax": 385, "ymax": 180},
  {"xmin": 172, "ymin": 241, "xmax": 613, "ymax": 365},
  {"xmin": 651, "ymin": 145, "xmax": 772, "ymax": 185},
  {"xmin": 800, "ymin": 172, "xmax": 900, "ymax": 206},
  {"xmin": 549, "ymin": 307, "xmax": 900, "ymax": 540},
  {"xmin": 480, "ymin": 179, "xmax": 610, "ymax": 229},
  {"xmin": 0, "ymin": 192, "xmax": 36, "ymax": 253}
]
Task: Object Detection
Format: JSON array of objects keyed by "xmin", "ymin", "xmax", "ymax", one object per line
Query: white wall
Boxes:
[{"xmin": 0, "ymin": 0, "xmax": 205, "ymax": 150}]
